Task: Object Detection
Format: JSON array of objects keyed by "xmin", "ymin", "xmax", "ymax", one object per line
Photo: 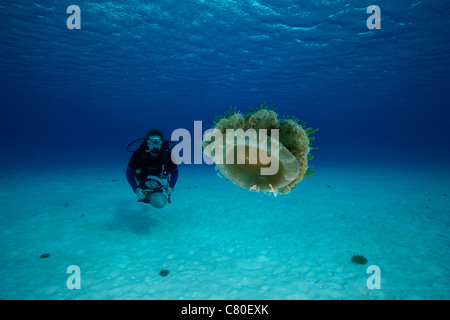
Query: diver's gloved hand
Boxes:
[
  {"xmin": 166, "ymin": 186, "xmax": 173, "ymax": 195},
  {"xmin": 135, "ymin": 188, "xmax": 146, "ymax": 200}
]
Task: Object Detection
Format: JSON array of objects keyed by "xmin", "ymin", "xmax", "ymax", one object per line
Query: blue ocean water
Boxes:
[
  {"xmin": 0, "ymin": 0, "xmax": 449, "ymax": 300},
  {"xmin": 1, "ymin": 0, "xmax": 449, "ymax": 168}
]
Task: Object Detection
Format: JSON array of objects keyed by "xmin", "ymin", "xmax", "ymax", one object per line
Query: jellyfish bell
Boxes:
[
  {"xmin": 208, "ymin": 129, "xmax": 300, "ymax": 194},
  {"xmin": 203, "ymin": 105, "xmax": 317, "ymax": 195}
]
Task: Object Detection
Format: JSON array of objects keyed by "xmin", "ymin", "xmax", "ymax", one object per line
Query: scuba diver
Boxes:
[{"xmin": 126, "ymin": 128, "xmax": 178, "ymax": 208}]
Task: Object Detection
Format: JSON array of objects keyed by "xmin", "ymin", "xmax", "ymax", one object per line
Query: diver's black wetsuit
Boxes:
[{"xmin": 126, "ymin": 141, "xmax": 178, "ymax": 192}]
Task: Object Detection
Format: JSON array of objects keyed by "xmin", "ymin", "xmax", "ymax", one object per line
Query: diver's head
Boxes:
[
  {"xmin": 146, "ymin": 128, "xmax": 164, "ymax": 156},
  {"xmin": 147, "ymin": 135, "xmax": 163, "ymax": 155}
]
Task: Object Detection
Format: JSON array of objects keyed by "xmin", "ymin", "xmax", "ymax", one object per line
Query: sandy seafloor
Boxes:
[{"xmin": 0, "ymin": 163, "xmax": 448, "ymax": 300}]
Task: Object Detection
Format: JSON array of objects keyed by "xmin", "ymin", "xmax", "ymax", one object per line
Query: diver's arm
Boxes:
[
  {"xmin": 168, "ymin": 168, "xmax": 178, "ymax": 188},
  {"xmin": 126, "ymin": 167, "xmax": 146, "ymax": 200},
  {"xmin": 126, "ymin": 167, "xmax": 139, "ymax": 192}
]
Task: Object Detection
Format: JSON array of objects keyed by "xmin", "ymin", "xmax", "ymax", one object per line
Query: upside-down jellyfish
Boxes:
[{"xmin": 202, "ymin": 104, "xmax": 317, "ymax": 195}]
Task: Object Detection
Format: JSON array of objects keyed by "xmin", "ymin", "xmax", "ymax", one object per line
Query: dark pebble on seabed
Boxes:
[
  {"xmin": 351, "ymin": 255, "xmax": 368, "ymax": 265},
  {"xmin": 40, "ymin": 253, "xmax": 51, "ymax": 259},
  {"xmin": 159, "ymin": 270, "xmax": 170, "ymax": 277}
]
